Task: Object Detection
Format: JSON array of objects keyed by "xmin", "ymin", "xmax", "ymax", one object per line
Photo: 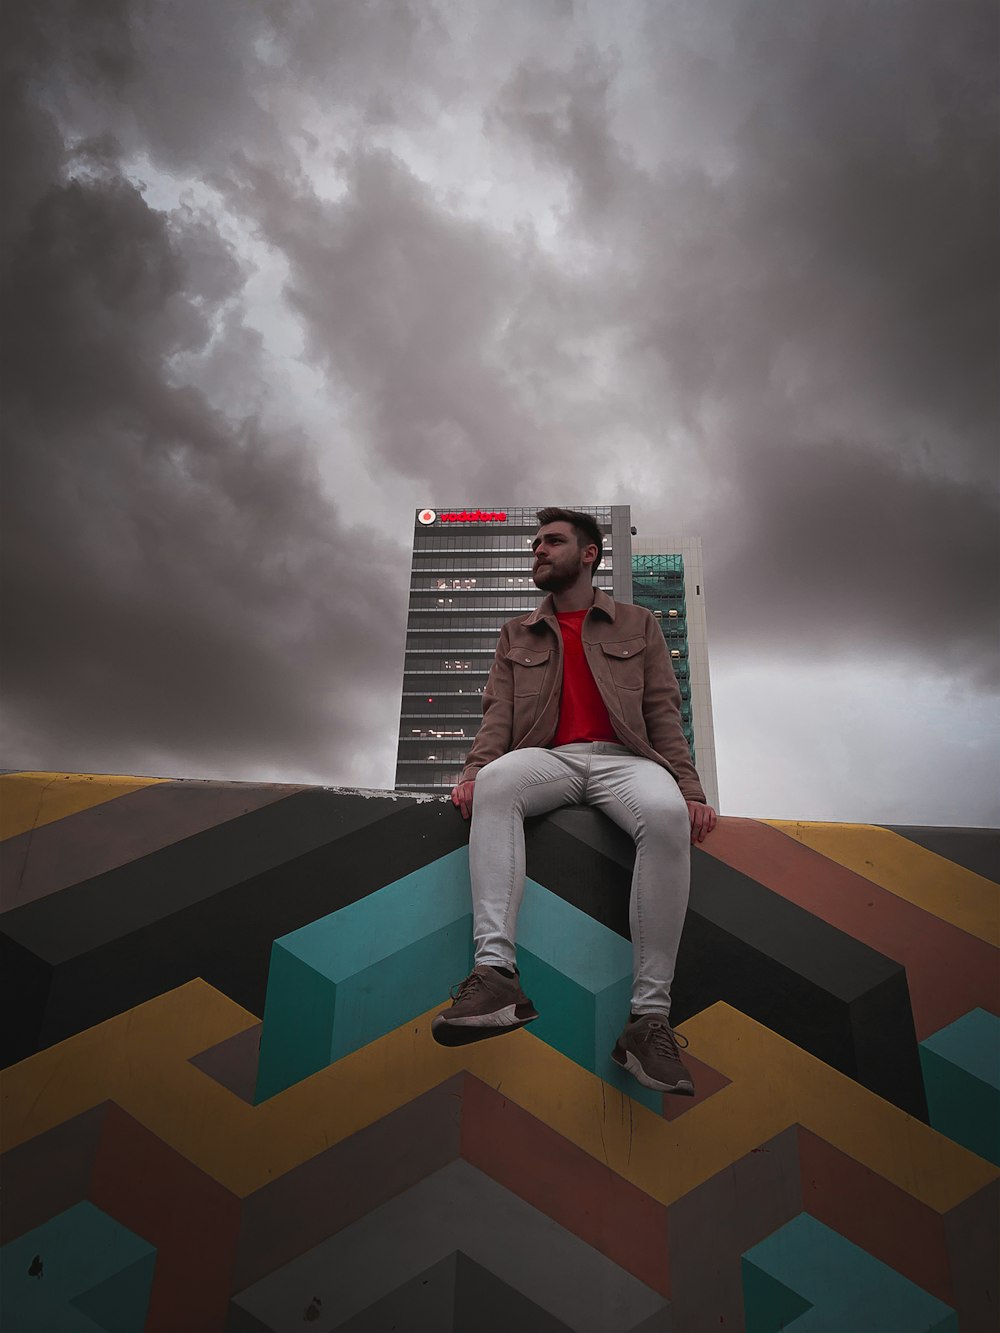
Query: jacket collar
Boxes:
[{"xmin": 523, "ymin": 586, "xmax": 617, "ymax": 627}]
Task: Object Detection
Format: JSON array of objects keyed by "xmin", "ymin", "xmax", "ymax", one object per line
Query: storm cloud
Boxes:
[{"xmin": 2, "ymin": 0, "xmax": 997, "ymax": 818}]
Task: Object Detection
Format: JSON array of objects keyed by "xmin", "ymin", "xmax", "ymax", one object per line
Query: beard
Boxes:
[{"xmin": 533, "ymin": 553, "xmax": 583, "ymax": 592}]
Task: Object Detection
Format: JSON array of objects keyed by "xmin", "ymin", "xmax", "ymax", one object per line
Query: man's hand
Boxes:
[
  {"xmin": 451, "ymin": 779, "xmax": 476, "ymax": 820},
  {"xmin": 687, "ymin": 800, "xmax": 717, "ymax": 844}
]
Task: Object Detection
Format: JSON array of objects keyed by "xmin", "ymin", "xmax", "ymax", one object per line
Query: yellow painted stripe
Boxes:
[
  {"xmin": 0, "ymin": 772, "xmax": 168, "ymax": 841},
  {"xmin": 763, "ymin": 820, "xmax": 999, "ymax": 946},
  {"xmin": 1, "ymin": 982, "xmax": 994, "ymax": 1213}
]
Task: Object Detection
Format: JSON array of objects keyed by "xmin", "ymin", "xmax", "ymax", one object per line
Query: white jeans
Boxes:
[{"xmin": 470, "ymin": 743, "xmax": 691, "ymax": 1015}]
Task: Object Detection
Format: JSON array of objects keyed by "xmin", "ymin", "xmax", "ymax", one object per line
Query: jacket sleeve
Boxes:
[
  {"xmin": 460, "ymin": 624, "xmax": 515, "ymax": 782},
  {"xmin": 641, "ymin": 613, "xmax": 707, "ymax": 803}
]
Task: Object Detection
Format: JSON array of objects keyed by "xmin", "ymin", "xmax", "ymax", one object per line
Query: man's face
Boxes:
[{"xmin": 531, "ymin": 522, "xmax": 592, "ymax": 591}]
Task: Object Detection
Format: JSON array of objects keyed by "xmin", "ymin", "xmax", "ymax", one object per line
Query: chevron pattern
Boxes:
[{"xmin": 1, "ymin": 772, "xmax": 997, "ymax": 1332}]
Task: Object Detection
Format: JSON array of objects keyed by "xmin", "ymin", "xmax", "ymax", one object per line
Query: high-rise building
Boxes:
[
  {"xmin": 631, "ymin": 535, "xmax": 720, "ymax": 811},
  {"xmin": 395, "ymin": 505, "xmax": 633, "ymax": 793}
]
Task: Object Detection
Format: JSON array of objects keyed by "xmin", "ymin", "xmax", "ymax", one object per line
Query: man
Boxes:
[{"xmin": 431, "ymin": 507, "xmax": 717, "ymax": 1095}]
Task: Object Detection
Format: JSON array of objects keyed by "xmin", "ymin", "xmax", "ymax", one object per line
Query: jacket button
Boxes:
[{"xmin": 622, "ymin": 650, "xmax": 629, "ymax": 655}]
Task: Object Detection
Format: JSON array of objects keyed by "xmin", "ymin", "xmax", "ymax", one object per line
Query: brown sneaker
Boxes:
[
  {"xmin": 431, "ymin": 965, "xmax": 539, "ymax": 1047},
  {"xmin": 612, "ymin": 1014, "xmax": 695, "ymax": 1095}
]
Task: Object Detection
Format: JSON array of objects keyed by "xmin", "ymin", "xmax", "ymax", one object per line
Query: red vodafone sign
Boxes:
[{"xmin": 417, "ymin": 508, "xmax": 507, "ymax": 524}]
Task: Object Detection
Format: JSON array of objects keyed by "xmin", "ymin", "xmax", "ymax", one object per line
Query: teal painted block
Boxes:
[
  {"xmin": 72, "ymin": 1255, "xmax": 159, "ymax": 1333},
  {"xmin": 742, "ymin": 1213, "xmax": 958, "ymax": 1333},
  {"xmin": 254, "ymin": 851, "xmax": 666, "ymax": 1111},
  {"xmin": 285, "ymin": 847, "xmax": 473, "ymax": 980},
  {"xmin": 742, "ymin": 1261, "xmax": 813, "ymax": 1333},
  {"xmin": 518, "ymin": 877, "xmax": 634, "ymax": 994},
  {"xmin": 920, "ymin": 1008, "xmax": 1000, "ymax": 1165},
  {"xmin": 255, "ymin": 849, "xmax": 474, "ymax": 1100},
  {"xmin": 255, "ymin": 940, "xmax": 337, "ymax": 1101},
  {"xmin": 920, "ymin": 1053, "xmax": 1000, "ymax": 1166},
  {"xmin": 327, "ymin": 917, "xmax": 474, "ymax": 1062},
  {"xmin": 519, "ymin": 879, "xmax": 661, "ymax": 1113},
  {"xmin": 0, "ymin": 1201, "xmax": 156, "ymax": 1333},
  {"xmin": 921, "ymin": 1009, "xmax": 1000, "ymax": 1092},
  {"xmin": 518, "ymin": 953, "xmax": 596, "ymax": 1072}
]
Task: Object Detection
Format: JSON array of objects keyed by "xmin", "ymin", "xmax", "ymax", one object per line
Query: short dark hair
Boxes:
[{"xmin": 535, "ymin": 507, "xmax": 603, "ymax": 575}]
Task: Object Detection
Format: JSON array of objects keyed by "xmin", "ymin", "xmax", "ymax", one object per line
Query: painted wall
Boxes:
[{"xmin": 1, "ymin": 772, "xmax": 997, "ymax": 1332}]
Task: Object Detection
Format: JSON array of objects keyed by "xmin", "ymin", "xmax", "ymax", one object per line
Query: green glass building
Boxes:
[{"xmin": 631, "ymin": 553, "xmax": 694, "ymax": 757}]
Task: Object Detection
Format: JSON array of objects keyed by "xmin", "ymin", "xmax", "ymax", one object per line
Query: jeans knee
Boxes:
[
  {"xmin": 474, "ymin": 754, "xmax": 521, "ymax": 804},
  {"xmin": 638, "ymin": 798, "xmax": 689, "ymax": 848}
]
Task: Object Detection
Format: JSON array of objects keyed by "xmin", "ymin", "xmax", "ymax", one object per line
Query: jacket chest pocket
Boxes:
[
  {"xmin": 600, "ymin": 638, "xmax": 646, "ymax": 689},
  {"xmin": 506, "ymin": 646, "xmax": 551, "ymax": 695}
]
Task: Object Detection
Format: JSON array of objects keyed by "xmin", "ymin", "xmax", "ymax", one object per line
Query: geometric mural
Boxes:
[{"xmin": 1, "ymin": 771, "xmax": 997, "ymax": 1332}]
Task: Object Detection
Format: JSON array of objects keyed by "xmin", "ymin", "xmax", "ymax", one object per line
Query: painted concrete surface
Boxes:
[{"xmin": 1, "ymin": 772, "xmax": 997, "ymax": 1332}]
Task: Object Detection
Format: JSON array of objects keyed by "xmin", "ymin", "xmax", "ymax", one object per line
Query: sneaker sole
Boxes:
[
  {"xmin": 611, "ymin": 1045, "xmax": 695, "ymax": 1096},
  {"xmin": 431, "ymin": 1005, "xmax": 539, "ymax": 1048}
]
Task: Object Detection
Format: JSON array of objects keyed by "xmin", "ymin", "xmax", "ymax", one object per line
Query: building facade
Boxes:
[
  {"xmin": 632, "ymin": 535, "xmax": 720, "ymax": 811},
  {"xmin": 395, "ymin": 505, "xmax": 632, "ymax": 793}
]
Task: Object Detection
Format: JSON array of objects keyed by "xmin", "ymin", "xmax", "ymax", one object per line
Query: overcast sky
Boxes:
[{"xmin": 3, "ymin": 0, "xmax": 998, "ymax": 826}]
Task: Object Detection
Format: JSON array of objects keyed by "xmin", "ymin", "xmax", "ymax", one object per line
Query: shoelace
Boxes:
[
  {"xmin": 641, "ymin": 1019, "xmax": 688, "ymax": 1058},
  {"xmin": 449, "ymin": 970, "xmax": 486, "ymax": 1002}
]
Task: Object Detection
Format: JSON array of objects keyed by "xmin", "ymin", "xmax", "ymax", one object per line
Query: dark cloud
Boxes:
[
  {"xmin": 1, "ymin": 0, "xmax": 996, "ymax": 817},
  {"xmin": 1, "ymin": 5, "xmax": 406, "ymax": 783},
  {"xmin": 706, "ymin": 439, "xmax": 1000, "ymax": 687},
  {"xmin": 490, "ymin": 3, "xmax": 998, "ymax": 478},
  {"xmin": 489, "ymin": 48, "xmax": 631, "ymax": 225},
  {"xmin": 488, "ymin": 3, "xmax": 999, "ymax": 683},
  {"xmin": 222, "ymin": 149, "xmax": 542, "ymax": 492}
]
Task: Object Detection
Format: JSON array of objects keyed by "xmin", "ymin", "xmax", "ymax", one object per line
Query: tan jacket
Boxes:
[{"xmin": 460, "ymin": 588, "xmax": 707, "ymax": 802}]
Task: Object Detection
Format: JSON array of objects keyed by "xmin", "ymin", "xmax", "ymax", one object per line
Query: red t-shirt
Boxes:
[{"xmin": 552, "ymin": 609, "xmax": 619, "ymax": 747}]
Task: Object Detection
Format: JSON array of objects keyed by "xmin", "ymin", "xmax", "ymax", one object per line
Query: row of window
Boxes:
[
  {"xmin": 396, "ymin": 760, "xmax": 466, "ymax": 782},
  {"xmin": 406, "ymin": 636, "xmax": 511, "ymax": 652},
  {"xmin": 405, "ymin": 627, "xmax": 518, "ymax": 642},
  {"xmin": 633, "ymin": 577, "xmax": 684, "ymax": 592},
  {"xmin": 409, "ymin": 596, "xmax": 542, "ymax": 611},
  {"xmin": 415, "ymin": 533, "xmax": 615, "ymax": 551},
  {"xmin": 403, "ymin": 640, "xmax": 686, "ymax": 656},
  {"xmin": 412, "ymin": 561, "xmax": 615, "ymax": 578},
  {"xmin": 412, "ymin": 575, "xmax": 615, "ymax": 591},
  {"xmin": 402, "ymin": 656, "xmax": 492, "ymax": 669},
  {"xmin": 413, "ymin": 548, "xmax": 616, "ymax": 559},
  {"xmin": 404, "ymin": 729, "xmax": 472, "ymax": 741},
  {"xmin": 403, "ymin": 679, "xmax": 486, "ymax": 696},
  {"xmin": 401, "ymin": 686, "xmax": 693, "ymax": 708},
  {"xmin": 398, "ymin": 748, "xmax": 467, "ymax": 764},
  {"xmin": 413, "ymin": 550, "xmax": 615, "ymax": 562},
  {"xmin": 397, "ymin": 778, "xmax": 464, "ymax": 789},
  {"xmin": 401, "ymin": 709, "xmax": 483, "ymax": 722}
]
